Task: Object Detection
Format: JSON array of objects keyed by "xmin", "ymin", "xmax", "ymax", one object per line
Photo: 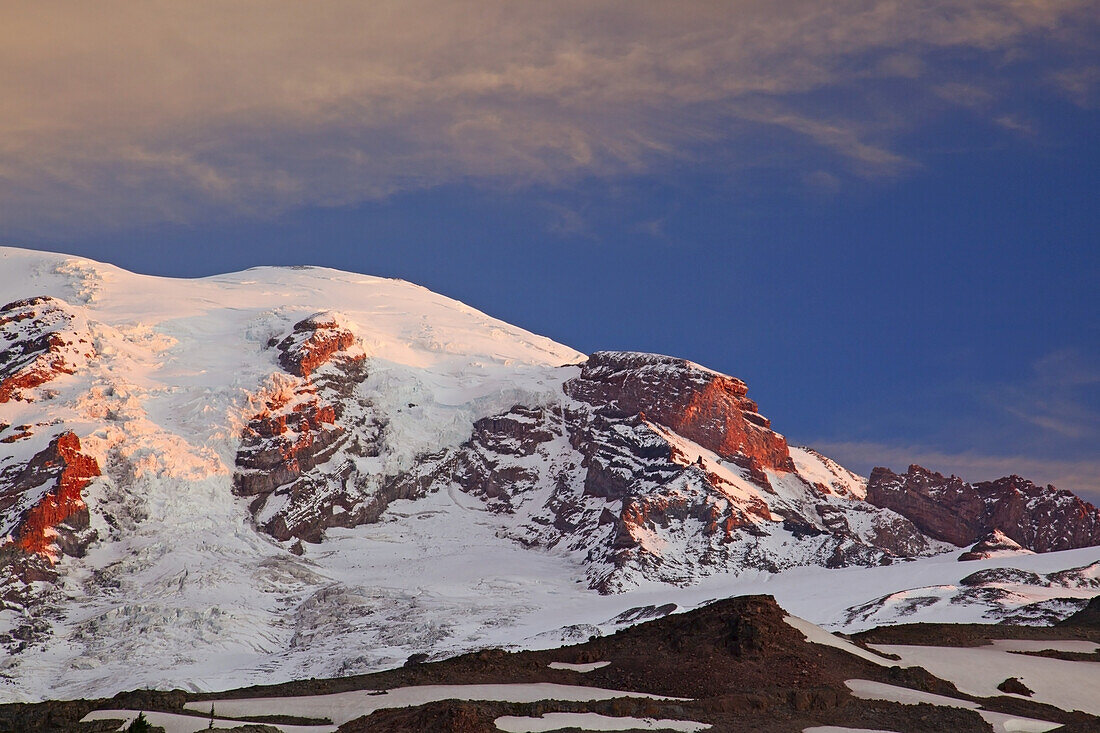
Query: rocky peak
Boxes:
[
  {"xmin": 958, "ymin": 528, "xmax": 1033, "ymax": 561},
  {"xmin": 867, "ymin": 464, "xmax": 1100, "ymax": 552},
  {"xmin": 0, "ymin": 296, "xmax": 95, "ymax": 403},
  {"xmin": 235, "ymin": 313, "xmax": 371, "ymax": 541},
  {"xmin": 276, "ymin": 311, "xmax": 361, "ymax": 378},
  {"xmin": 564, "ymin": 351, "xmax": 793, "ymax": 474}
]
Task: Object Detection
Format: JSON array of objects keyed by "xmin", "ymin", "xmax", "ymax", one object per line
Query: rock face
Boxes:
[
  {"xmin": 234, "ymin": 312, "xmax": 372, "ymax": 541},
  {"xmin": 276, "ymin": 312, "xmax": 361, "ymax": 379},
  {"xmin": 866, "ymin": 465, "xmax": 1100, "ymax": 552},
  {"xmin": 0, "ymin": 297, "xmax": 94, "ymax": 404},
  {"xmin": 958, "ymin": 529, "xmax": 1034, "ymax": 561},
  {"xmin": 389, "ymin": 352, "xmax": 942, "ymax": 592},
  {"xmin": 564, "ymin": 352, "xmax": 794, "ymax": 475},
  {"xmin": 1, "ymin": 432, "xmax": 100, "ymax": 563},
  {"xmin": 0, "ymin": 431, "xmax": 101, "ymax": 650}
]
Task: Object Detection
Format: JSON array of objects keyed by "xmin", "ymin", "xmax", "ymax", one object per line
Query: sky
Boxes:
[{"xmin": 2, "ymin": 1, "xmax": 1098, "ymax": 497}]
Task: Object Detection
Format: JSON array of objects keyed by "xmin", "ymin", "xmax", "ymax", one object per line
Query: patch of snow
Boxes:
[
  {"xmin": 548, "ymin": 661, "xmax": 611, "ymax": 672},
  {"xmin": 866, "ymin": 643, "xmax": 1100, "ymax": 715},
  {"xmin": 182, "ymin": 683, "xmax": 687, "ymax": 726},
  {"xmin": 975, "ymin": 712, "xmax": 1065, "ymax": 733},
  {"xmin": 783, "ymin": 616, "xmax": 892, "ymax": 667},
  {"xmin": 844, "ymin": 679, "xmax": 1062, "ymax": 733},
  {"xmin": 845, "ymin": 679, "xmax": 978, "ymax": 709},
  {"xmin": 991, "ymin": 639, "xmax": 1099, "ymax": 654},
  {"xmin": 80, "ymin": 709, "xmax": 334, "ymax": 733},
  {"xmin": 790, "ymin": 447, "xmax": 867, "ymax": 499},
  {"xmin": 495, "ymin": 712, "xmax": 710, "ymax": 732}
]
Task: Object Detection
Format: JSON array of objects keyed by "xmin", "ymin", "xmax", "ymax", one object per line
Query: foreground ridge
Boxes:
[{"xmin": 7, "ymin": 594, "xmax": 1100, "ymax": 732}]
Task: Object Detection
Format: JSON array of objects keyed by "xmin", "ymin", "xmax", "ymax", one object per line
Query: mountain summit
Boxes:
[{"xmin": 0, "ymin": 246, "xmax": 1097, "ymax": 701}]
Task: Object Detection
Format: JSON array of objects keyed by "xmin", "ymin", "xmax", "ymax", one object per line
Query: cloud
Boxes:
[
  {"xmin": 543, "ymin": 202, "xmax": 595, "ymax": 240},
  {"xmin": 994, "ymin": 114, "xmax": 1035, "ymax": 135},
  {"xmin": 986, "ymin": 350, "xmax": 1100, "ymax": 442},
  {"xmin": 1052, "ymin": 65, "xmax": 1100, "ymax": 106},
  {"xmin": 809, "ymin": 350, "xmax": 1100, "ymax": 502},
  {"xmin": 0, "ymin": 1, "xmax": 1096, "ymax": 234}
]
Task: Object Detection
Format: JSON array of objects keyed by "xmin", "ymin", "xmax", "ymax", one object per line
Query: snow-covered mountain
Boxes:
[{"xmin": 0, "ymin": 246, "xmax": 1098, "ymax": 702}]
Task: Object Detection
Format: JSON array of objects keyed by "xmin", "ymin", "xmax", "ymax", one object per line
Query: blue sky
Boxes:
[{"xmin": 3, "ymin": 2, "xmax": 1098, "ymax": 496}]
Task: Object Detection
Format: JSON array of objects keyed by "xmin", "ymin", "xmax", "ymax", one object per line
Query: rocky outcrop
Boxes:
[
  {"xmin": 0, "ymin": 431, "xmax": 101, "ymax": 650},
  {"xmin": 387, "ymin": 355, "xmax": 942, "ymax": 592},
  {"xmin": 235, "ymin": 312, "xmax": 372, "ymax": 542},
  {"xmin": 958, "ymin": 529, "xmax": 1033, "ymax": 561},
  {"xmin": 0, "ymin": 296, "xmax": 94, "ymax": 403},
  {"xmin": 1057, "ymin": 594, "xmax": 1100, "ymax": 628},
  {"xmin": 565, "ymin": 352, "xmax": 794, "ymax": 474},
  {"xmin": 0, "ymin": 431, "xmax": 100, "ymax": 563},
  {"xmin": 276, "ymin": 311, "xmax": 359, "ymax": 378},
  {"xmin": 866, "ymin": 465, "xmax": 1100, "ymax": 552},
  {"xmin": 997, "ymin": 677, "xmax": 1034, "ymax": 696},
  {"xmin": 235, "ymin": 391, "xmax": 345, "ymax": 499}
]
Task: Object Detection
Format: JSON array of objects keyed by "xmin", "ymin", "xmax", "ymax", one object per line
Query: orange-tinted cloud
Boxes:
[{"xmin": 0, "ymin": 1, "xmax": 1095, "ymax": 233}]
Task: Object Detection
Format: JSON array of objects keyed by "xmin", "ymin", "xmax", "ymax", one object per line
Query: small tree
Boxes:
[{"xmin": 126, "ymin": 712, "xmax": 152, "ymax": 733}]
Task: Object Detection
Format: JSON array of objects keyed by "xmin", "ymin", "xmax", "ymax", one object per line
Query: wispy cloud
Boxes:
[
  {"xmin": 1052, "ymin": 65, "xmax": 1100, "ymax": 106},
  {"xmin": 0, "ymin": 1, "xmax": 1095, "ymax": 234},
  {"xmin": 987, "ymin": 350, "xmax": 1100, "ymax": 441},
  {"xmin": 810, "ymin": 349, "xmax": 1100, "ymax": 501},
  {"xmin": 543, "ymin": 202, "xmax": 596, "ymax": 240},
  {"xmin": 994, "ymin": 114, "xmax": 1036, "ymax": 135}
]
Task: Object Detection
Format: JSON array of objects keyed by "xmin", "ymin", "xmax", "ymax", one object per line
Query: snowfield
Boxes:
[
  {"xmin": 180, "ymin": 683, "xmax": 686, "ymax": 725},
  {"xmin": 80, "ymin": 709, "xmax": 333, "ymax": 733},
  {"xmin": 844, "ymin": 680, "xmax": 1063, "ymax": 733},
  {"xmin": 494, "ymin": 713, "xmax": 711, "ymax": 732},
  {"xmin": 865, "ymin": 641, "xmax": 1100, "ymax": 715}
]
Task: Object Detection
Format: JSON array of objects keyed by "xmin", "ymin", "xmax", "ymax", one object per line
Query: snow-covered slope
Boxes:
[
  {"xmin": 0, "ymin": 247, "xmax": 582, "ymax": 699},
  {"xmin": 0, "ymin": 246, "xmax": 1097, "ymax": 703}
]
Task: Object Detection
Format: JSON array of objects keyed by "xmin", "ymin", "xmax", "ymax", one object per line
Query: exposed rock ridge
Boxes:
[
  {"xmin": 958, "ymin": 529, "xmax": 1033, "ymax": 562},
  {"xmin": 0, "ymin": 296, "xmax": 95, "ymax": 403},
  {"xmin": 866, "ymin": 464, "xmax": 1100, "ymax": 552},
  {"xmin": 276, "ymin": 311, "xmax": 360, "ymax": 378},
  {"xmin": 0, "ymin": 431, "xmax": 100, "ymax": 563},
  {"xmin": 387, "ymin": 352, "xmax": 942, "ymax": 592},
  {"xmin": 234, "ymin": 312, "xmax": 372, "ymax": 541},
  {"xmin": 0, "ymin": 431, "xmax": 101, "ymax": 652},
  {"xmin": 564, "ymin": 351, "xmax": 794, "ymax": 475}
]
